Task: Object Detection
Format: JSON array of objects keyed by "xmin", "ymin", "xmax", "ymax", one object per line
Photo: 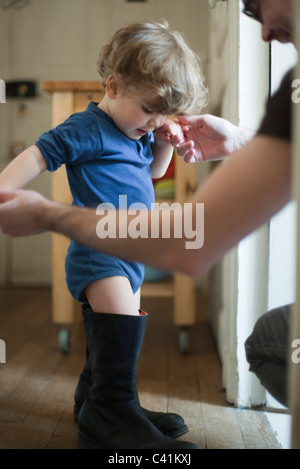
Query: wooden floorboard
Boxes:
[{"xmin": 0, "ymin": 287, "xmax": 282, "ymax": 449}]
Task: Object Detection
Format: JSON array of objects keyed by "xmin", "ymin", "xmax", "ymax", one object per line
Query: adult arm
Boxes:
[{"xmin": 0, "ymin": 135, "xmax": 291, "ymax": 277}]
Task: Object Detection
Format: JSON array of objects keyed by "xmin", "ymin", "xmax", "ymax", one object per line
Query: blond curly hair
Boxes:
[{"xmin": 97, "ymin": 21, "xmax": 208, "ymax": 115}]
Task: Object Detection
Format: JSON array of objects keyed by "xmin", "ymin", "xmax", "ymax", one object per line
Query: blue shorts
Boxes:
[{"xmin": 65, "ymin": 241, "xmax": 144, "ymax": 302}]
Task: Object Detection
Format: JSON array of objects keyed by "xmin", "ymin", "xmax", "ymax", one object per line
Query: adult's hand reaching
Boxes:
[{"xmin": 171, "ymin": 114, "xmax": 255, "ymax": 163}]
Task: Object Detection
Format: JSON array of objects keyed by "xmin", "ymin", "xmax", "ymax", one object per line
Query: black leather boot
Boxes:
[
  {"xmin": 74, "ymin": 303, "xmax": 188, "ymax": 438},
  {"xmin": 77, "ymin": 310, "xmax": 198, "ymax": 449}
]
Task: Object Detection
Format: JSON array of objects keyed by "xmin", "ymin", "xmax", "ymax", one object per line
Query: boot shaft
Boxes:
[
  {"xmin": 85, "ymin": 308, "xmax": 148, "ymax": 403},
  {"xmin": 78, "ymin": 305, "xmax": 199, "ymax": 449}
]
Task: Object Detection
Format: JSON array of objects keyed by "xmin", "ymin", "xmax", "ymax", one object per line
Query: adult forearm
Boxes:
[
  {"xmin": 49, "ymin": 135, "xmax": 291, "ymax": 278},
  {"xmin": 0, "ymin": 136, "xmax": 292, "ymax": 281},
  {"xmin": 47, "ymin": 201, "xmax": 197, "ymax": 275}
]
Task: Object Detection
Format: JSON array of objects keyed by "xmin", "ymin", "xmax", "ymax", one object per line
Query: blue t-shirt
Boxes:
[{"xmin": 36, "ymin": 102, "xmax": 155, "ymax": 300}]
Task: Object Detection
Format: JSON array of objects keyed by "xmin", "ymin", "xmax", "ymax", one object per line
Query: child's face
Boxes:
[{"xmin": 107, "ymin": 80, "xmax": 167, "ymax": 140}]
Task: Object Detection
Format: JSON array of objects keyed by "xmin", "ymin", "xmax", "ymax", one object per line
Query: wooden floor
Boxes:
[{"xmin": 0, "ymin": 286, "xmax": 282, "ymax": 449}]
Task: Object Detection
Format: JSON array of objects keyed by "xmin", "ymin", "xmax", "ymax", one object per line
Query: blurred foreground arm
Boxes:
[{"xmin": 0, "ymin": 135, "xmax": 291, "ymax": 278}]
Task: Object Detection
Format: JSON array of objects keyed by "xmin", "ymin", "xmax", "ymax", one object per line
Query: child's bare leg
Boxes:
[{"xmin": 84, "ymin": 276, "xmax": 140, "ymax": 315}]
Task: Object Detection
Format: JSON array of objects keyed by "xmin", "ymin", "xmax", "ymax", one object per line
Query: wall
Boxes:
[
  {"xmin": 0, "ymin": 0, "xmax": 209, "ymax": 285},
  {"xmin": 207, "ymin": 0, "xmax": 273, "ymax": 407}
]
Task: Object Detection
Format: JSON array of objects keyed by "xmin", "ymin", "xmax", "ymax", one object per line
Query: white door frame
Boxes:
[
  {"xmin": 214, "ymin": 0, "xmax": 270, "ymax": 407},
  {"xmin": 290, "ymin": 0, "xmax": 300, "ymax": 449}
]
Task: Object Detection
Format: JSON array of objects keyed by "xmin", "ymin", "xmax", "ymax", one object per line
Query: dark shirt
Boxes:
[{"xmin": 258, "ymin": 68, "xmax": 295, "ymax": 141}]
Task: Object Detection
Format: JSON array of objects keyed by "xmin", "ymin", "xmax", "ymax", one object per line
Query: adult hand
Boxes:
[
  {"xmin": 0, "ymin": 189, "xmax": 48, "ymax": 237},
  {"xmin": 172, "ymin": 115, "xmax": 254, "ymax": 163}
]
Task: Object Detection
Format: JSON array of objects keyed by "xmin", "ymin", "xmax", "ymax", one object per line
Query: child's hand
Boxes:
[{"xmin": 154, "ymin": 119, "xmax": 185, "ymax": 146}]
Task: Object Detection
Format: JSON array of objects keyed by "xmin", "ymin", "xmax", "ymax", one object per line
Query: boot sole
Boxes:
[
  {"xmin": 78, "ymin": 429, "xmax": 104, "ymax": 449},
  {"xmin": 165, "ymin": 424, "xmax": 189, "ymax": 439},
  {"xmin": 78, "ymin": 429, "xmax": 198, "ymax": 450},
  {"xmin": 75, "ymin": 404, "xmax": 189, "ymax": 439}
]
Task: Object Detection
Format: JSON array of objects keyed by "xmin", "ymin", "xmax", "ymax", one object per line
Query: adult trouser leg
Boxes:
[{"xmin": 245, "ymin": 304, "xmax": 290, "ymax": 407}]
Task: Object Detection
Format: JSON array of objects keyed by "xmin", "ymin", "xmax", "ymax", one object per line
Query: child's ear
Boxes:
[{"xmin": 106, "ymin": 76, "xmax": 118, "ymax": 98}]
